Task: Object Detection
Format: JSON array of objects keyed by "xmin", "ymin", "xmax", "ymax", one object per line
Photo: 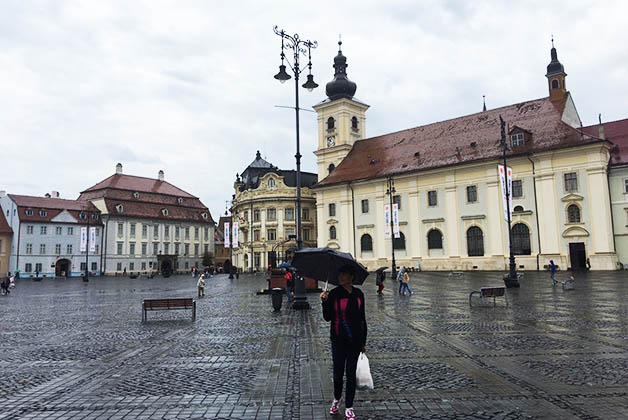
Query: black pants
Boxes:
[{"xmin": 331, "ymin": 340, "xmax": 360, "ymax": 407}]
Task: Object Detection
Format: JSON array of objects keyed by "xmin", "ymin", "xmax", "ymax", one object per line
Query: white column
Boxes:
[
  {"xmin": 535, "ymin": 174, "xmax": 560, "ymax": 255},
  {"xmin": 408, "ymin": 191, "xmax": 420, "ymax": 257},
  {"xmin": 375, "ymin": 196, "xmax": 386, "ymax": 259},
  {"xmin": 340, "ymin": 198, "xmax": 353, "ymax": 254},
  {"xmin": 486, "ymin": 180, "xmax": 504, "ymax": 256},
  {"xmin": 444, "ymin": 186, "xmax": 460, "ymax": 257},
  {"xmin": 316, "ymin": 202, "xmax": 325, "ymax": 247},
  {"xmin": 587, "ymin": 167, "xmax": 615, "ymax": 253}
]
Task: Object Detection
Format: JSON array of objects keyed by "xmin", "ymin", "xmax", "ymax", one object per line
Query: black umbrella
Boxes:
[
  {"xmin": 291, "ymin": 247, "xmax": 369, "ymax": 289},
  {"xmin": 375, "ymin": 266, "xmax": 388, "ymax": 274}
]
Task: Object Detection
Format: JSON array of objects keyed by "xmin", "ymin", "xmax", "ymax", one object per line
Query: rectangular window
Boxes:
[
  {"xmin": 194, "ymin": 244, "xmax": 199, "ymax": 256},
  {"xmin": 129, "ymin": 243, "xmax": 135, "ymax": 255},
  {"xmin": 26, "ymin": 243, "xmax": 33, "ymax": 254},
  {"xmin": 243, "ymin": 211, "xmax": 248, "ymax": 221},
  {"xmin": 285, "ymin": 208, "xmax": 294, "ymax": 220},
  {"xmin": 118, "ymin": 223, "xmax": 124, "ymax": 236},
  {"xmin": 428, "ymin": 190, "xmax": 438, "ymax": 206},
  {"xmin": 130, "ymin": 223, "xmax": 136, "ymax": 237},
  {"xmin": 35, "ymin": 263, "xmax": 42, "ymax": 273},
  {"xmin": 254, "ymin": 230, "xmax": 260, "ymax": 241},
  {"xmin": 55, "ymin": 226, "xmax": 62, "ymax": 235},
  {"xmin": 25, "ymin": 263, "xmax": 32, "ymax": 272},
  {"xmin": 154, "ymin": 225, "xmax": 159, "ymax": 238},
  {"xmin": 153, "ymin": 242, "xmax": 159, "ymax": 255},
  {"xmin": 268, "ymin": 229, "xmax": 276, "ymax": 241},
  {"xmin": 27, "ymin": 225, "xmax": 33, "ymax": 234},
  {"xmin": 466, "ymin": 185, "xmax": 477, "ymax": 203},
  {"xmin": 142, "ymin": 224, "xmax": 147, "ymax": 238},
  {"xmin": 164, "ymin": 243, "xmax": 170, "ymax": 254},
  {"xmin": 175, "ymin": 226, "xmax": 180, "ymax": 239},
  {"xmin": 512, "ymin": 180, "xmax": 523, "ymax": 198},
  {"xmin": 302, "ymin": 208, "xmax": 310, "ymax": 220},
  {"xmin": 204, "ymin": 227, "xmax": 209, "ymax": 240},
  {"xmin": 80, "ymin": 262, "xmax": 87, "ymax": 271},
  {"xmin": 267, "ymin": 208, "xmax": 276, "ymax": 220},
  {"xmin": 304, "ymin": 228, "xmax": 310, "ymax": 241},
  {"xmin": 286, "ymin": 228, "xmax": 295, "ymax": 238},
  {"xmin": 204, "ymin": 244, "xmax": 209, "ymax": 253},
  {"xmin": 329, "ymin": 203, "xmax": 336, "ymax": 217},
  {"xmin": 40, "ymin": 226, "xmax": 47, "ymax": 235},
  {"xmin": 254, "ymin": 210, "xmax": 260, "ymax": 222},
  {"xmin": 361, "ymin": 199, "xmax": 369, "ymax": 213},
  {"xmin": 67, "ymin": 244, "xmax": 73, "ymax": 254},
  {"xmin": 393, "ymin": 195, "xmax": 401, "ymax": 210},
  {"xmin": 194, "ymin": 227, "xmax": 199, "ymax": 240},
  {"xmin": 141, "ymin": 243, "xmax": 147, "ymax": 256},
  {"xmin": 40, "ymin": 244, "xmax": 46, "ymax": 254},
  {"xmin": 129, "ymin": 262, "xmax": 135, "ymax": 271},
  {"xmin": 254, "ymin": 252, "xmax": 261, "ymax": 268},
  {"xmin": 91, "ymin": 262, "xmax": 97, "ymax": 271},
  {"xmin": 185, "ymin": 227, "xmax": 190, "ymax": 240},
  {"xmin": 117, "ymin": 242, "xmax": 123, "ymax": 255},
  {"xmin": 55, "ymin": 244, "xmax": 61, "ymax": 254},
  {"xmin": 67, "ymin": 227, "xmax": 73, "ymax": 235},
  {"xmin": 624, "ymin": 179, "xmax": 628, "ymax": 193},
  {"xmin": 165, "ymin": 226, "xmax": 170, "ymax": 239},
  {"xmin": 95, "ymin": 244, "xmax": 99, "ymax": 254},
  {"xmin": 184, "ymin": 243, "xmax": 189, "ymax": 256},
  {"xmin": 175, "ymin": 243, "xmax": 180, "ymax": 255},
  {"xmin": 95, "ymin": 228, "xmax": 99, "ymax": 237},
  {"xmin": 511, "ymin": 133, "xmax": 524, "ymax": 147},
  {"xmin": 564, "ymin": 172, "xmax": 578, "ymax": 192},
  {"xmin": 141, "ymin": 262, "xmax": 146, "ymax": 271},
  {"xmin": 116, "ymin": 262, "xmax": 122, "ymax": 271}
]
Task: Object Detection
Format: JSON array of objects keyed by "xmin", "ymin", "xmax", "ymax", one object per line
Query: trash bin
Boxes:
[{"xmin": 271, "ymin": 288, "xmax": 283, "ymax": 312}]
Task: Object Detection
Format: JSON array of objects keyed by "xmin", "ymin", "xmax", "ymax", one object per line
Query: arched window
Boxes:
[
  {"xmin": 427, "ymin": 229, "xmax": 443, "ymax": 249},
  {"xmin": 327, "ymin": 117, "xmax": 335, "ymax": 130},
  {"xmin": 512, "ymin": 223, "xmax": 531, "ymax": 255},
  {"xmin": 393, "ymin": 232, "xmax": 406, "ymax": 250},
  {"xmin": 360, "ymin": 234, "xmax": 373, "ymax": 252},
  {"xmin": 328, "ymin": 163, "xmax": 335, "ymax": 174},
  {"xmin": 329, "ymin": 225, "xmax": 337, "ymax": 240},
  {"xmin": 513, "ymin": 205, "xmax": 524, "ymax": 212},
  {"xmin": 466, "ymin": 226, "xmax": 484, "ymax": 257},
  {"xmin": 551, "ymin": 79, "xmax": 559, "ymax": 89},
  {"xmin": 268, "ymin": 178, "xmax": 275, "ymax": 188},
  {"xmin": 116, "ymin": 204, "xmax": 124, "ymax": 213},
  {"xmin": 567, "ymin": 204, "xmax": 581, "ymax": 223},
  {"xmin": 351, "ymin": 116, "xmax": 358, "ymax": 129}
]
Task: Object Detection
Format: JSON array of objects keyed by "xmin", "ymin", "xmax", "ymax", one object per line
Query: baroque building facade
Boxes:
[
  {"xmin": 231, "ymin": 152, "xmax": 317, "ymax": 272},
  {"xmin": 312, "ymin": 42, "xmax": 618, "ymax": 271},
  {"xmin": 0, "ymin": 192, "xmax": 104, "ymax": 277},
  {"xmin": 79, "ymin": 164, "xmax": 215, "ymax": 275},
  {"xmin": 0, "ymin": 202, "xmax": 14, "ymax": 279}
]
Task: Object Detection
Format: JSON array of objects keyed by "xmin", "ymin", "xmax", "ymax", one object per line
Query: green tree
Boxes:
[{"xmin": 202, "ymin": 251, "xmax": 214, "ymax": 267}]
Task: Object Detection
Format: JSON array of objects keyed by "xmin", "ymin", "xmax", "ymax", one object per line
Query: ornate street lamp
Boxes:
[
  {"xmin": 386, "ymin": 177, "xmax": 397, "ymax": 280},
  {"xmin": 273, "ymin": 26, "xmax": 318, "ymax": 310},
  {"xmin": 499, "ymin": 116, "xmax": 520, "ymax": 288}
]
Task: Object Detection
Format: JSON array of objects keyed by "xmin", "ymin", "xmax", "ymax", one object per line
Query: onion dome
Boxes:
[
  {"xmin": 546, "ymin": 39, "xmax": 566, "ymax": 76},
  {"xmin": 325, "ymin": 40, "xmax": 357, "ymax": 100}
]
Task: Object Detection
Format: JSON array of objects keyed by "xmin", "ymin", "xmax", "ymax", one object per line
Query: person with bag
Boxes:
[
  {"xmin": 197, "ymin": 274, "xmax": 205, "ymax": 298},
  {"xmin": 376, "ymin": 270, "xmax": 385, "ymax": 295},
  {"xmin": 284, "ymin": 270, "xmax": 294, "ymax": 300},
  {"xmin": 320, "ymin": 265, "xmax": 367, "ymax": 420},
  {"xmin": 400, "ymin": 268, "xmax": 412, "ymax": 295}
]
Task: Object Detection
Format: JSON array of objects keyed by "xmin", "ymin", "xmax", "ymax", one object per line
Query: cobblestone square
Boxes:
[{"xmin": 1, "ymin": 271, "xmax": 628, "ymax": 419}]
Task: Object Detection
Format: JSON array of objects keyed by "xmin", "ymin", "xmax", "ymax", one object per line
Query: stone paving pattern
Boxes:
[{"xmin": 1, "ymin": 270, "xmax": 628, "ymax": 419}]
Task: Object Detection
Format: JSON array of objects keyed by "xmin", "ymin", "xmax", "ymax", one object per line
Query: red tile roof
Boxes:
[
  {"xmin": 316, "ymin": 96, "xmax": 604, "ymax": 187},
  {"xmin": 79, "ymin": 188, "xmax": 206, "ymax": 209},
  {"xmin": 82, "ymin": 174, "xmax": 196, "ymax": 198},
  {"xmin": 102, "ymin": 199, "xmax": 214, "ymax": 224},
  {"xmin": 581, "ymin": 118, "xmax": 628, "ymax": 166},
  {"xmin": 0, "ymin": 206, "xmax": 13, "ymax": 234},
  {"xmin": 7, "ymin": 195, "xmax": 102, "ymax": 224}
]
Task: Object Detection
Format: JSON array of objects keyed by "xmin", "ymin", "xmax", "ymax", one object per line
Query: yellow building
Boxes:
[
  {"xmin": 312, "ymin": 42, "xmax": 617, "ymax": 271},
  {"xmin": 0, "ymin": 203, "xmax": 12, "ymax": 279},
  {"xmin": 231, "ymin": 151, "xmax": 318, "ymax": 272}
]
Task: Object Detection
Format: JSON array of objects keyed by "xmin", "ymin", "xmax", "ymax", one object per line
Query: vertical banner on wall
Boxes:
[
  {"xmin": 224, "ymin": 222, "xmax": 230, "ymax": 248},
  {"xmin": 89, "ymin": 227, "xmax": 96, "ymax": 252},
  {"xmin": 232, "ymin": 222, "xmax": 239, "ymax": 248},
  {"xmin": 498, "ymin": 164, "xmax": 513, "ymax": 222},
  {"xmin": 392, "ymin": 203, "xmax": 400, "ymax": 239},
  {"xmin": 384, "ymin": 204, "xmax": 391, "ymax": 239},
  {"xmin": 80, "ymin": 227, "xmax": 87, "ymax": 252}
]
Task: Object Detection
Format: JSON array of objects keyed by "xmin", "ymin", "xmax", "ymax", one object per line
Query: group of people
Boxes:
[
  {"xmin": 1, "ymin": 276, "xmax": 15, "ymax": 295},
  {"xmin": 375, "ymin": 266, "xmax": 413, "ymax": 296}
]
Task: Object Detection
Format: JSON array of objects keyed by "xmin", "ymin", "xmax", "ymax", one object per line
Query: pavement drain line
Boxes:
[{"xmin": 380, "ymin": 310, "xmax": 607, "ymax": 420}]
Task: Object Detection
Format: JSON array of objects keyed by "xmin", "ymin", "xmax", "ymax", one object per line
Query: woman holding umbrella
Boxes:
[{"xmin": 320, "ymin": 265, "xmax": 367, "ymax": 419}]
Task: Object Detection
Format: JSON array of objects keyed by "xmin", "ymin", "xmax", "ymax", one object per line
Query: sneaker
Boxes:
[
  {"xmin": 329, "ymin": 399, "xmax": 340, "ymax": 415},
  {"xmin": 345, "ymin": 407, "xmax": 356, "ymax": 419}
]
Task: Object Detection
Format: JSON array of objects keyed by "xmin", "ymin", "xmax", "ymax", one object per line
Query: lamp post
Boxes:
[
  {"xmin": 273, "ymin": 26, "xmax": 318, "ymax": 310},
  {"xmin": 499, "ymin": 116, "xmax": 520, "ymax": 288},
  {"xmin": 79, "ymin": 209, "xmax": 95, "ymax": 282},
  {"xmin": 386, "ymin": 177, "xmax": 398, "ymax": 280}
]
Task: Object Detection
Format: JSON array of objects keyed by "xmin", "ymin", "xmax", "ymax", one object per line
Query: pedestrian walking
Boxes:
[
  {"xmin": 549, "ymin": 260, "xmax": 557, "ymax": 285},
  {"xmin": 284, "ymin": 270, "xmax": 294, "ymax": 300},
  {"xmin": 396, "ymin": 266, "xmax": 406, "ymax": 294},
  {"xmin": 197, "ymin": 274, "xmax": 205, "ymax": 297},
  {"xmin": 320, "ymin": 265, "xmax": 367, "ymax": 420},
  {"xmin": 9, "ymin": 275, "xmax": 15, "ymax": 289},
  {"xmin": 1, "ymin": 278, "xmax": 9, "ymax": 295},
  {"xmin": 400, "ymin": 269, "xmax": 412, "ymax": 295},
  {"xmin": 376, "ymin": 270, "xmax": 385, "ymax": 295}
]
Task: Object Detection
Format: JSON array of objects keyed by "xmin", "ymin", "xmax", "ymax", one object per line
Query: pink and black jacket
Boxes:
[{"xmin": 322, "ymin": 286, "xmax": 367, "ymax": 349}]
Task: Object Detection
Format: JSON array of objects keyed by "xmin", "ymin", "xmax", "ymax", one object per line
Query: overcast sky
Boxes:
[{"xmin": 2, "ymin": 0, "xmax": 627, "ymax": 219}]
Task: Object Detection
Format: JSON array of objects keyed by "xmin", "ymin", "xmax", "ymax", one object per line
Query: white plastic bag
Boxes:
[{"xmin": 356, "ymin": 352, "xmax": 374, "ymax": 390}]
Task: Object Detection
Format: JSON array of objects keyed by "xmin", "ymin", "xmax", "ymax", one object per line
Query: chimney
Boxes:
[
  {"xmin": 51, "ymin": 191, "xmax": 60, "ymax": 198},
  {"xmin": 0, "ymin": 190, "xmax": 5, "ymax": 198},
  {"xmin": 116, "ymin": 163, "xmax": 123, "ymax": 174},
  {"xmin": 158, "ymin": 170, "xmax": 164, "ymax": 181},
  {"xmin": 598, "ymin": 113, "xmax": 606, "ymax": 140}
]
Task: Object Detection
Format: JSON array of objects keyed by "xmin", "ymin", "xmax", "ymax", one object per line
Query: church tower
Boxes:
[
  {"xmin": 546, "ymin": 39, "xmax": 567, "ymax": 102},
  {"xmin": 313, "ymin": 41, "xmax": 369, "ymax": 180}
]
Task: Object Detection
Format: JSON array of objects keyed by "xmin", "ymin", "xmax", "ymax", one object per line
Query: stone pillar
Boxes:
[
  {"xmin": 535, "ymin": 173, "xmax": 560, "ymax": 255},
  {"xmin": 375, "ymin": 195, "xmax": 386, "ymax": 259},
  {"xmin": 340, "ymin": 196, "xmax": 353, "ymax": 254},
  {"xmin": 444, "ymin": 186, "xmax": 460, "ymax": 257},
  {"xmin": 408, "ymin": 191, "xmax": 420, "ymax": 258},
  {"xmin": 486, "ymin": 180, "xmax": 505, "ymax": 256},
  {"xmin": 316, "ymin": 202, "xmax": 325, "ymax": 247},
  {"xmin": 586, "ymin": 166, "xmax": 618, "ymax": 268}
]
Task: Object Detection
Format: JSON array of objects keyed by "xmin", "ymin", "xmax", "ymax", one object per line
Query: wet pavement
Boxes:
[{"xmin": 1, "ymin": 270, "xmax": 628, "ymax": 419}]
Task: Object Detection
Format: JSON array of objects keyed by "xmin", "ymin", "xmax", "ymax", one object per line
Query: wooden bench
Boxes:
[
  {"xmin": 142, "ymin": 298, "xmax": 196, "ymax": 322},
  {"xmin": 469, "ymin": 286, "xmax": 507, "ymax": 307}
]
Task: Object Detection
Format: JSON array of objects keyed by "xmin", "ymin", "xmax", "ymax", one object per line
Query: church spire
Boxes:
[
  {"xmin": 325, "ymin": 38, "xmax": 357, "ymax": 101},
  {"xmin": 546, "ymin": 37, "xmax": 567, "ymax": 101}
]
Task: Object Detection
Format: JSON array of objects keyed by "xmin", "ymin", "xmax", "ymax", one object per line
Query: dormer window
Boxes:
[
  {"xmin": 177, "ymin": 198, "xmax": 183, "ymax": 204},
  {"xmin": 116, "ymin": 204, "xmax": 124, "ymax": 213},
  {"xmin": 92, "ymin": 214, "xmax": 99, "ymax": 220},
  {"xmin": 133, "ymin": 192, "xmax": 140, "ymax": 199},
  {"xmin": 162, "ymin": 208, "xmax": 169, "ymax": 216},
  {"xmin": 79, "ymin": 212, "xmax": 87, "ymax": 219},
  {"xmin": 25, "ymin": 209, "xmax": 34, "ymax": 216},
  {"xmin": 511, "ymin": 133, "xmax": 524, "ymax": 147},
  {"xmin": 201, "ymin": 212, "xmax": 208, "ymax": 220},
  {"xmin": 268, "ymin": 178, "xmax": 275, "ymax": 188},
  {"xmin": 551, "ymin": 79, "xmax": 560, "ymax": 89},
  {"xmin": 39, "ymin": 210, "xmax": 48, "ymax": 217},
  {"xmin": 351, "ymin": 116, "xmax": 358, "ymax": 130},
  {"xmin": 328, "ymin": 163, "xmax": 335, "ymax": 174},
  {"xmin": 327, "ymin": 117, "xmax": 335, "ymax": 130}
]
